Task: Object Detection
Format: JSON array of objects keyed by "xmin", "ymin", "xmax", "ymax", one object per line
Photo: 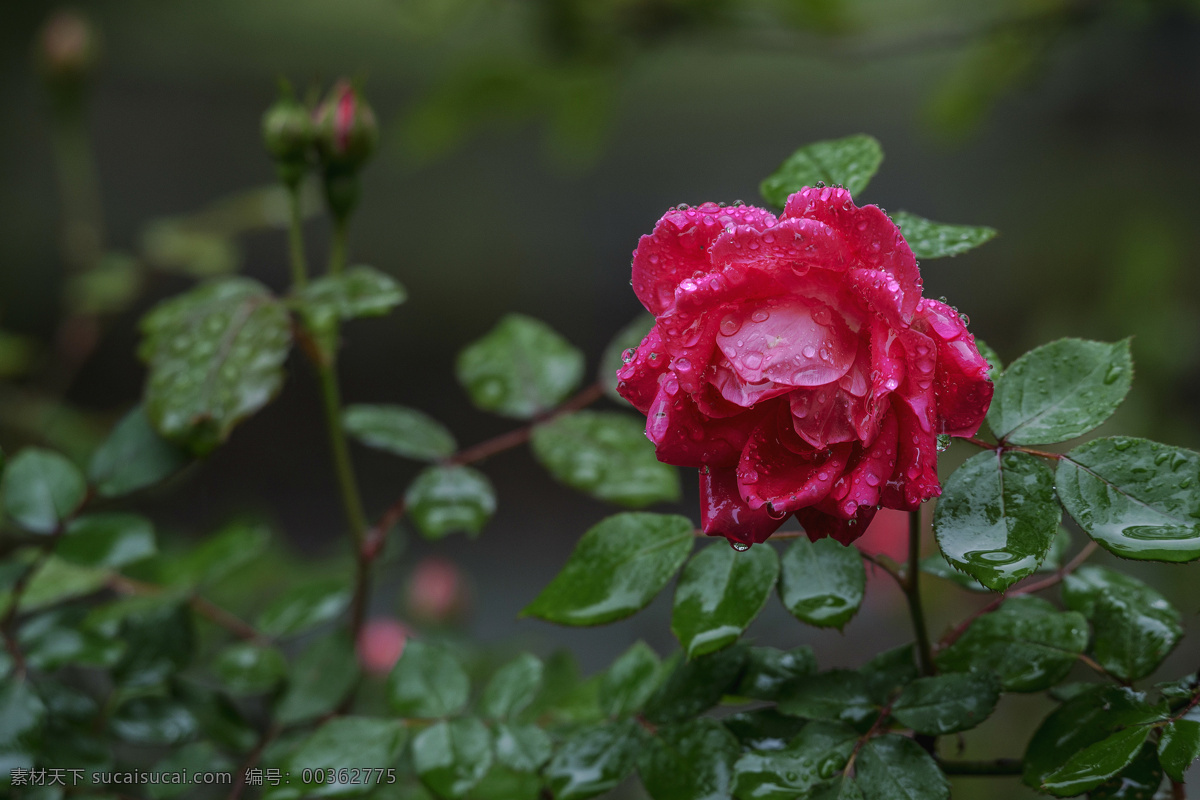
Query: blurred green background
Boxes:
[{"xmin": 4, "ymin": 0, "xmax": 1200, "ymax": 796}]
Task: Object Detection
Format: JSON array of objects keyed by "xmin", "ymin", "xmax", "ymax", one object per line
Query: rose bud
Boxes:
[
  {"xmin": 261, "ymin": 90, "xmax": 314, "ymax": 187},
  {"xmin": 313, "ymin": 81, "xmax": 378, "ymax": 172},
  {"xmin": 406, "ymin": 556, "xmax": 470, "ymax": 625},
  {"xmin": 618, "ymin": 188, "xmax": 993, "ymax": 548},
  {"xmin": 35, "ymin": 10, "xmax": 100, "ymax": 91},
  {"xmin": 356, "ymin": 617, "xmax": 410, "ymax": 675}
]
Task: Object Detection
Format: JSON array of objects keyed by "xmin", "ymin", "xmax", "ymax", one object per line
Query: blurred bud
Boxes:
[
  {"xmin": 356, "ymin": 618, "xmax": 410, "ymax": 675},
  {"xmin": 406, "ymin": 556, "xmax": 470, "ymax": 625},
  {"xmin": 314, "ymin": 81, "xmax": 379, "ymax": 172},
  {"xmin": 35, "ymin": 9, "xmax": 99, "ymax": 87},
  {"xmin": 262, "ymin": 90, "xmax": 314, "ymax": 187}
]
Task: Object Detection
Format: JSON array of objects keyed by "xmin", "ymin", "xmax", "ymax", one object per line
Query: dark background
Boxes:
[{"xmin": 3, "ymin": 1, "xmax": 1200, "ymax": 796}]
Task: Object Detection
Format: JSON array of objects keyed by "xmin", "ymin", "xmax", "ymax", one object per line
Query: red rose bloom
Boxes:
[{"xmin": 616, "ymin": 187, "xmax": 993, "ymax": 547}]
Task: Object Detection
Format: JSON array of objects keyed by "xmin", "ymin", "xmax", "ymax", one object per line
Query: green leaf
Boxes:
[
  {"xmin": 20, "ymin": 609, "xmax": 125, "ymax": 670},
  {"xmin": 111, "ymin": 603, "xmax": 194, "ymax": 688},
  {"xmin": 1, "ymin": 448, "xmax": 86, "ymax": 534},
  {"xmin": 735, "ymin": 646, "xmax": 817, "ymax": 702},
  {"xmin": 1022, "ymin": 686, "xmax": 1166, "ymax": 790},
  {"xmin": 88, "ymin": 406, "xmax": 190, "ymax": 497},
  {"xmin": 139, "ymin": 277, "xmax": 292, "ymax": 454},
  {"xmin": 0, "ymin": 680, "xmax": 44, "ymax": 748},
  {"xmin": 110, "ymin": 696, "xmax": 199, "ymax": 745},
  {"xmin": 1041, "ymin": 726, "xmax": 1152, "ymax": 796},
  {"xmin": 412, "ymin": 717, "xmax": 493, "ymax": 799},
  {"xmin": 936, "ymin": 596, "xmax": 1088, "ymax": 692},
  {"xmin": 987, "ymin": 338, "xmax": 1132, "ymax": 445},
  {"xmin": 147, "ymin": 742, "xmax": 235, "ymax": 800},
  {"xmin": 855, "ymin": 735, "xmax": 949, "ymax": 800},
  {"xmin": 299, "ymin": 265, "xmax": 406, "ymax": 323},
  {"xmin": 343, "ymin": 404, "xmax": 456, "ymax": 462},
  {"xmin": 672, "ymin": 542, "xmax": 778, "ymax": 658},
  {"xmin": 1158, "ymin": 706, "xmax": 1200, "ymax": 783},
  {"xmin": 57, "ymin": 513, "xmax": 156, "ymax": 568},
  {"xmin": 405, "ymin": 465, "xmax": 496, "ymax": 540},
  {"xmin": 760, "ymin": 134, "xmax": 883, "ymax": 207},
  {"xmin": 600, "ymin": 313, "xmax": 654, "ymax": 404},
  {"xmin": 1056, "ymin": 437, "xmax": 1200, "ymax": 562},
  {"xmin": 479, "ymin": 653, "xmax": 543, "ymax": 720},
  {"xmin": 163, "ymin": 518, "xmax": 270, "ymax": 588},
  {"xmin": 468, "ymin": 765, "xmax": 541, "ymax": 800},
  {"xmin": 860, "ymin": 645, "xmax": 919, "ymax": 704},
  {"xmin": 456, "ymin": 314, "xmax": 584, "ymax": 419},
  {"xmin": 891, "ymin": 212, "xmax": 997, "ymax": 259},
  {"xmin": 493, "ymin": 722, "xmax": 552, "ymax": 772},
  {"xmin": 643, "ymin": 647, "xmax": 748, "ymax": 725},
  {"xmin": 522, "ymin": 513, "xmax": 694, "ymax": 626},
  {"xmin": 599, "ymin": 641, "xmax": 662, "ymax": 718},
  {"xmin": 732, "ymin": 720, "xmax": 858, "ymax": 800},
  {"xmin": 933, "ymin": 450, "xmax": 1061, "ymax": 591},
  {"xmin": 256, "ymin": 578, "xmax": 351, "ymax": 637},
  {"xmin": 531, "ymin": 411, "xmax": 680, "ymax": 508},
  {"xmin": 388, "ymin": 640, "xmax": 470, "ymax": 718},
  {"xmin": 288, "ymin": 717, "xmax": 408, "ymax": 797},
  {"xmin": 723, "ymin": 708, "xmax": 808, "ymax": 752},
  {"xmin": 1063, "ymin": 565, "xmax": 1182, "ymax": 682},
  {"xmin": 814, "ymin": 777, "xmax": 866, "ymax": 800},
  {"xmin": 18, "ymin": 557, "xmax": 110, "ymax": 612},
  {"xmin": 891, "ymin": 672, "xmax": 1000, "ymax": 735},
  {"xmin": 778, "ymin": 537, "xmax": 865, "ymax": 629},
  {"xmin": 776, "ymin": 670, "xmax": 877, "ymax": 728},
  {"xmin": 1088, "ymin": 743, "xmax": 1162, "ymax": 800},
  {"xmin": 638, "ymin": 719, "xmax": 741, "ymax": 800},
  {"xmin": 974, "ymin": 338, "xmax": 1003, "ymax": 381},
  {"xmin": 543, "ymin": 720, "xmax": 645, "ymax": 800},
  {"xmin": 276, "ymin": 633, "xmax": 359, "ymax": 725},
  {"xmin": 213, "ymin": 642, "xmax": 287, "ymax": 695},
  {"xmin": 923, "ymin": 528, "xmax": 1071, "ymax": 592}
]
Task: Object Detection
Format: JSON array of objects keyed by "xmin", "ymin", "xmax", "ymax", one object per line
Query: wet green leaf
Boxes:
[
  {"xmin": 891, "ymin": 672, "xmax": 999, "ymax": 735},
  {"xmin": 256, "ymin": 578, "xmax": 351, "ymax": 637},
  {"xmin": 936, "ymin": 596, "xmax": 1088, "ymax": 692},
  {"xmin": 56, "ymin": 513, "xmax": 155, "ymax": 569},
  {"xmin": 672, "ymin": 541, "xmax": 778, "ymax": 657},
  {"xmin": 1056, "ymin": 437, "xmax": 1200, "ymax": 562},
  {"xmin": 776, "ymin": 670, "xmax": 877, "ymax": 728},
  {"xmin": 1022, "ymin": 686, "xmax": 1166, "ymax": 791},
  {"xmin": 405, "ymin": 465, "xmax": 496, "ymax": 540},
  {"xmin": 760, "ymin": 135, "xmax": 883, "ymax": 207},
  {"xmin": 456, "ymin": 314, "xmax": 584, "ymax": 419},
  {"xmin": 20, "ymin": 609, "xmax": 125, "ymax": 670},
  {"xmin": 924, "ymin": 528, "xmax": 1071, "ymax": 592},
  {"xmin": 974, "ymin": 338, "xmax": 1003, "ymax": 381},
  {"xmin": 19, "ymin": 557, "xmax": 111, "ymax": 613},
  {"xmin": 1158, "ymin": 706, "xmax": 1200, "ymax": 783},
  {"xmin": 600, "ymin": 313, "xmax": 654, "ymax": 404},
  {"xmin": 860, "ymin": 645, "xmax": 919, "ymax": 704},
  {"xmin": 111, "ymin": 604, "xmax": 194, "ymax": 689},
  {"xmin": 987, "ymin": 338, "xmax": 1131, "ymax": 445},
  {"xmin": 732, "ymin": 720, "xmax": 858, "ymax": 800},
  {"xmin": 110, "ymin": 696, "xmax": 198, "ymax": 745},
  {"xmin": 1088, "ymin": 743, "xmax": 1162, "ymax": 800},
  {"xmin": 723, "ymin": 708, "xmax": 808, "ymax": 752},
  {"xmin": 891, "ymin": 211, "xmax": 996, "ymax": 259},
  {"xmin": 531, "ymin": 411, "xmax": 680, "ymax": 508},
  {"xmin": 388, "ymin": 640, "xmax": 470, "ymax": 718},
  {"xmin": 544, "ymin": 720, "xmax": 646, "ymax": 800},
  {"xmin": 343, "ymin": 404, "xmax": 455, "ymax": 462},
  {"xmin": 599, "ymin": 641, "xmax": 662, "ymax": 718},
  {"xmin": 412, "ymin": 717, "xmax": 493, "ymax": 799},
  {"xmin": 162, "ymin": 518, "xmax": 270, "ymax": 588},
  {"xmin": 1041, "ymin": 726, "xmax": 1151, "ymax": 796},
  {"xmin": 139, "ymin": 277, "xmax": 292, "ymax": 454},
  {"xmin": 213, "ymin": 642, "xmax": 287, "ymax": 695},
  {"xmin": 1063, "ymin": 565, "xmax": 1182, "ymax": 682},
  {"xmin": 523, "ymin": 513, "xmax": 693, "ymax": 626},
  {"xmin": 493, "ymin": 722, "xmax": 552, "ymax": 772},
  {"xmin": 288, "ymin": 717, "xmax": 408, "ymax": 797},
  {"xmin": 0, "ymin": 680, "xmax": 44, "ymax": 748},
  {"xmin": 480, "ymin": 653, "xmax": 543, "ymax": 720},
  {"xmin": 1, "ymin": 448, "xmax": 86, "ymax": 534},
  {"xmin": 855, "ymin": 735, "xmax": 949, "ymax": 800},
  {"xmin": 735, "ymin": 646, "xmax": 817, "ymax": 702},
  {"xmin": 643, "ymin": 647, "xmax": 748, "ymax": 725},
  {"xmin": 147, "ymin": 742, "xmax": 234, "ymax": 799},
  {"xmin": 933, "ymin": 450, "xmax": 1061, "ymax": 591},
  {"xmin": 276, "ymin": 633, "xmax": 359, "ymax": 725},
  {"xmin": 638, "ymin": 719, "xmax": 741, "ymax": 800},
  {"xmin": 299, "ymin": 265, "xmax": 406, "ymax": 324},
  {"xmin": 778, "ymin": 537, "xmax": 865, "ymax": 629},
  {"xmin": 88, "ymin": 406, "xmax": 190, "ymax": 497}
]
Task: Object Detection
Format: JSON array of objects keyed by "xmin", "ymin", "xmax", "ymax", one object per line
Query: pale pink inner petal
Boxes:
[
  {"xmin": 715, "ymin": 298, "xmax": 858, "ymax": 389},
  {"xmin": 709, "ymin": 361, "xmax": 792, "ymax": 408}
]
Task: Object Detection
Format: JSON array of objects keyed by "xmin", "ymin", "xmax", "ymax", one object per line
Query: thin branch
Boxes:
[
  {"xmin": 228, "ymin": 724, "xmax": 280, "ymax": 800},
  {"xmin": 108, "ymin": 574, "xmax": 267, "ymax": 645},
  {"xmin": 938, "ymin": 758, "xmax": 1023, "ymax": 776},
  {"xmin": 937, "ymin": 541, "xmax": 1099, "ymax": 650},
  {"xmin": 906, "ymin": 510, "xmax": 936, "ymax": 677},
  {"xmin": 0, "ymin": 531, "xmax": 64, "ymax": 679},
  {"xmin": 963, "ymin": 436, "xmax": 1062, "ymax": 460}
]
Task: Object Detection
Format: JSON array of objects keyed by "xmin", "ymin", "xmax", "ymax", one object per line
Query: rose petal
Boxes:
[
  {"xmin": 914, "ymin": 299, "xmax": 993, "ymax": 437},
  {"xmin": 818, "ymin": 412, "xmax": 899, "ymax": 518},
  {"xmin": 632, "ymin": 203, "xmax": 776, "ymax": 315},
  {"xmin": 715, "ymin": 297, "xmax": 858, "ymax": 388},
  {"xmin": 709, "ymin": 216, "xmax": 852, "ymax": 275},
  {"xmin": 700, "ymin": 465, "xmax": 790, "ymax": 545},
  {"xmin": 882, "ymin": 395, "xmax": 940, "ymax": 511},
  {"xmin": 615, "ymin": 325, "xmax": 668, "ymax": 414},
  {"xmin": 737, "ymin": 411, "xmax": 851, "ymax": 514},
  {"xmin": 795, "ymin": 505, "xmax": 879, "ymax": 546},
  {"xmin": 645, "ymin": 378, "xmax": 760, "ymax": 468}
]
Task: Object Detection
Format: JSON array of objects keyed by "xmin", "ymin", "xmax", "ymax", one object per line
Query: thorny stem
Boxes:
[
  {"xmin": 906, "ymin": 509, "xmax": 936, "ymax": 677},
  {"xmin": 938, "ymin": 540, "xmax": 1099, "ymax": 650}
]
